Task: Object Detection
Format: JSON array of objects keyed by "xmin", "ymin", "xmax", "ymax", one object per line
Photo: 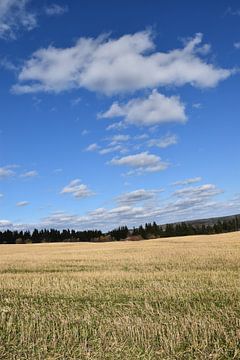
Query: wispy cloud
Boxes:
[
  {"xmin": 234, "ymin": 42, "xmax": 240, "ymax": 49},
  {"xmin": 85, "ymin": 143, "xmax": 100, "ymax": 152},
  {"xmin": 99, "ymin": 145, "xmax": 123, "ymax": 155},
  {"xmin": 225, "ymin": 7, "xmax": 240, "ymax": 16},
  {"xmin": 20, "ymin": 170, "xmax": 38, "ymax": 178},
  {"xmin": 192, "ymin": 103, "xmax": 202, "ymax": 109},
  {"xmin": 172, "ymin": 177, "xmax": 202, "ymax": 186},
  {"xmin": 148, "ymin": 134, "xmax": 178, "ymax": 149},
  {"xmin": 108, "ymin": 134, "xmax": 130, "ymax": 144},
  {"xmin": 0, "ymin": 0, "xmax": 37, "ymax": 40},
  {"xmin": 81, "ymin": 129, "xmax": 89, "ymax": 136},
  {"xmin": 60, "ymin": 179, "xmax": 95, "ymax": 199},
  {"xmin": 44, "ymin": 4, "xmax": 68, "ymax": 16},
  {"xmin": 173, "ymin": 184, "xmax": 223, "ymax": 198},
  {"xmin": 0, "ymin": 165, "xmax": 16, "ymax": 179},
  {"xmin": 16, "ymin": 201, "xmax": 30, "ymax": 207},
  {"xmin": 71, "ymin": 96, "xmax": 81, "ymax": 106}
]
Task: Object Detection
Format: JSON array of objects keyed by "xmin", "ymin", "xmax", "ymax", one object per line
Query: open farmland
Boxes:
[{"xmin": 0, "ymin": 232, "xmax": 240, "ymax": 359}]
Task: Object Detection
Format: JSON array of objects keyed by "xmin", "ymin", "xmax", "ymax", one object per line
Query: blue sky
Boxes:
[{"xmin": 0, "ymin": 0, "xmax": 240, "ymax": 231}]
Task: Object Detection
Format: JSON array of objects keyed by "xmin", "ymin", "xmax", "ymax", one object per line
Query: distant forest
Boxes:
[{"xmin": 0, "ymin": 215, "xmax": 240, "ymax": 244}]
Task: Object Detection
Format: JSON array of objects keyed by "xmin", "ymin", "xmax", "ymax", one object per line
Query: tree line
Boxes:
[
  {"xmin": 132, "ymin": 217, "xmax": 240, "ymax": 238},
  {"xmin": 0, "ymin": 216, "xmax": 239, "ymax": 244}
]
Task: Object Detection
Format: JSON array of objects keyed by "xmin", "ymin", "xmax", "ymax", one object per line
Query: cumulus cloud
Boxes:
[
  {"xmin": 3, "ymin": 182, "xmax": 239, "ymax": 232},
  {"xmin": 41, "ymin": 206, "xmax": 147, "ymax": 230},
  {"xmin": 173, "ymin": 177, "xmax": 202, "ymax": 186},
  {"xmin": 60, "ymin": 179, "xmax": 95, "ymax": 199},
  {"xmin": 16, "ymin": 201, "xmax": 29, "ymax": 207},
  {"xmin": 109, "ymin": 151, "xmax": 169, "ymax": 174},
  {"xmin": 100, "ymin": 90, "xmax": 187, "ymax": 126},
  {"xmin": 39, "ymin": 183, "xmax": 229, "ymax": 231},
  {"xmin": 12, "ymin": 31, "xmax": 232, "ymax": 94},
  {"xmin": 0, "ymin": 0, "xmax": 37, "ymax": 39},
  {"xmin": 44, "ymin": 4, "xmax": 68, "ymax": 16},
  {"xmin": 148, "ymin": 134, "xmax": 178, "ymax": 148},
  {"xmin": 20, "ymin": 170, "xmax": 38, "ymax": 178},
  {"xmin": 116, "ymin": 188, "xmax": 163, "ymax": 205}
]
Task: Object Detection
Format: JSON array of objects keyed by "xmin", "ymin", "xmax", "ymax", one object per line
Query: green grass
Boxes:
[{"xmin": 0, "ymin": 232, "xmax": 240, "ymax": 359}]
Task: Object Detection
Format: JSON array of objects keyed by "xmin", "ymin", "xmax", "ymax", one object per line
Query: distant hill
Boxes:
[{"xmin": 161, "ymin": 213, "xmax": 240, "ymax": 229}]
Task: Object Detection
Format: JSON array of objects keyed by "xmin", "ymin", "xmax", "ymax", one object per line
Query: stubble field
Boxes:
[{"xmin": 0, "ymin": 232, "xmax": 240, "ymax": 359}]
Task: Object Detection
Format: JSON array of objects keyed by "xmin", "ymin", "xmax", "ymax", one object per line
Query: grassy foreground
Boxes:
[{"xmin": 0, "ymin": 232, "xmax": 240, "ymax": 359}]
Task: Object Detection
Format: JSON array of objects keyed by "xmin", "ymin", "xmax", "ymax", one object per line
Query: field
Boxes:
[{"xmin": 0, "ymin": 232, "xmax": 240, "ymax": 359}]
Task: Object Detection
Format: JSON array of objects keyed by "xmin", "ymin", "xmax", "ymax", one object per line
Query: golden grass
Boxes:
[{"xmin": 0, "ymin": 232, "xmax": 240, "ymax": 359}]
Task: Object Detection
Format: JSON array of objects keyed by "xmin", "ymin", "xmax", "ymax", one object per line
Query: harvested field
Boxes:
[{"xmin": 0, "ymin": 232, "xmax": 240, "ymax": 359}]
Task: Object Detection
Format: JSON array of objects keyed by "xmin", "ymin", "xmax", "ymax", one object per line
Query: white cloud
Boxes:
[
  {"xmin": 44, "ymin": 4, "xmax": 68, "ymax": 16},
  {"xmin": 81, "ymin": 129, "xmax": 89, "ymax": 136},
  {"xmin": 41, "ymin": 206, "xmax": 147, "ymax": 230},
  {"xmin": 173, "ymin": 177, "xmax": 202, "ymax": 186},
  {"xmin": 173, "ymin": 184, "xmax": 223, "ymax": 198},
  {"xmin": 39, "ymin": 183, "xmax": 228, "ymax": 231},
  {"xmin": 85, "ymin": 138, "xmax": 128, "ymax": 155},
  {"xmin": 0, "ymin": 166, "xmax": 15, "ymax": 178},
  {"xmin": 100, "ymin": 90, "xmax": 187, "ymax": 126},
  {"xmin": 135, "ymin": 134, "xmax": 149, "ymax": 140},
  {"xmin": 116, "ymin": 188, "xmax": 163, "ymax": 205},
  {"xmin": 192, "ymin": 103, "xmax": 202, "ymax": 109},
  {"xmin": 0, "ymin": 0, "xmax": 37, "ymax": 40},
  {"xmin": 20, "ymin": 170, "xmax": 38, "ymax": 178},
  {"xmin": 226, "ymin": 7, "xmax": 240, "ymax": 16},
  {"xmin": 0, "ymin": 193, "xmax": 3, "ymax": 198},
  {"xmin": 2, "ymin": 182, "xmax": 239, "ymax": 232},
  {"xmin": 106, "ymin": 121, "xmax": 126, "ymax": 131},
  {"xmin": 234, "ymin": 42, "xmax": 240, "ymax": 49},
  {"xmin": 85, "ymin": 143, "xmax": 99, "ymax": 152},
  {"xmin": 60, "ymin": 179, "xmax": 95, "ymax": 199},
  {"xmin": 0, "ymin": 57, "xmax": 18, "ymax": 71},
  {"xmin": 99, "ymin": 145, "xmax": 123, "ymax": 155},
  {"xmin": 109, "ymin": 134, "xmax": 130, "ymax": 144},
  {"xmin": 109, "ymin": 151, "xmax": 169, "ymax": 174},
  {"xmin": 71, "ymin": 96, "xmax": 81, "ymax": 106},
  {"xmin": 148, "ymin": 134, "xmax": 178, "ymax": 148},
  {"xmin": 16, "ymin": 201, "xmax": 29, "ymax": 207},
  {"xmin": 0, "ymin": 220, "xmax": 12, "ymax": 228},
  {"xmin": 13, "ymin": 31, "xmax": 232, "ymax": 94}
]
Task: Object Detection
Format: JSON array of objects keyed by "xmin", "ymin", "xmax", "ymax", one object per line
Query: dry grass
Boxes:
[{"xmin": 0, "ymin": 232, "xmax": 240, "ymax": 359}]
